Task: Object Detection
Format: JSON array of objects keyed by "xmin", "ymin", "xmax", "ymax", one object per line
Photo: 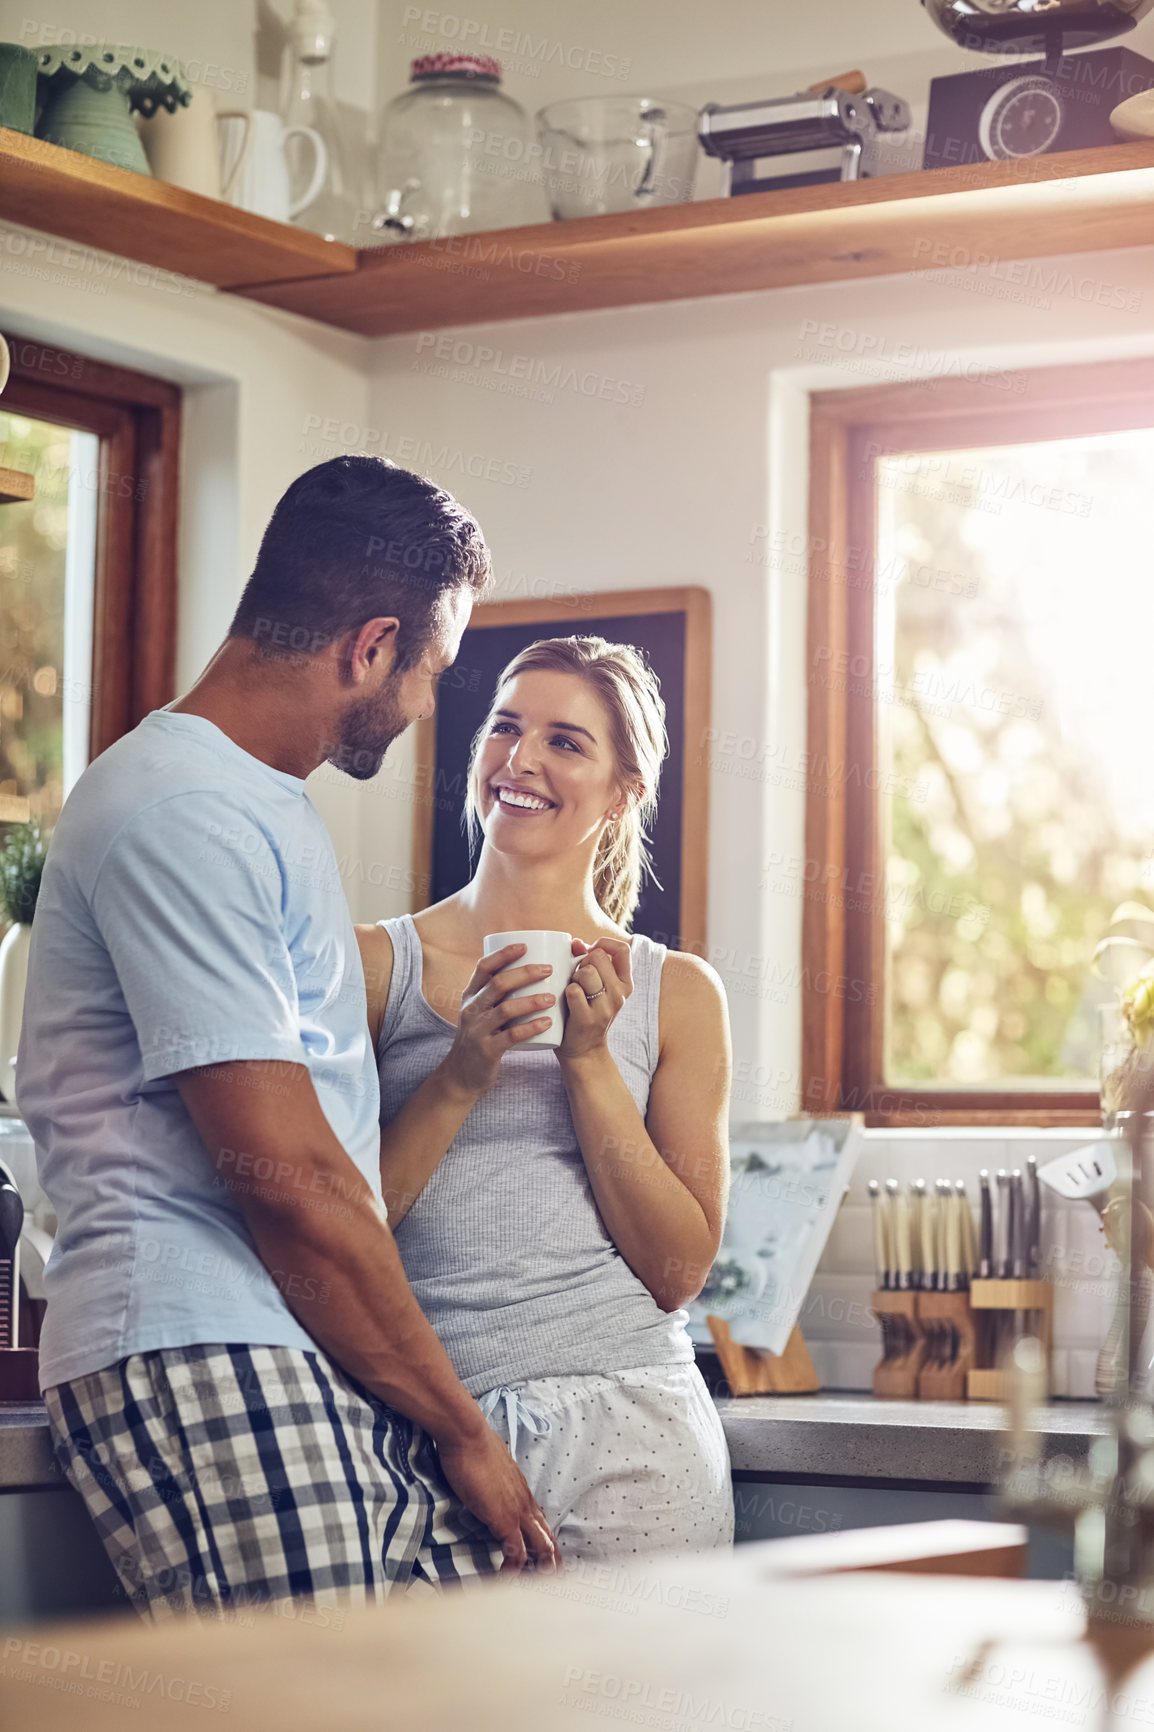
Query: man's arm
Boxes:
[{"xmin": 175, "ymin": 1059, "xmax": 557, "ymax": 1570}]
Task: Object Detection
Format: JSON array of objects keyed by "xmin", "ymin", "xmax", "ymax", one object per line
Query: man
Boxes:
[{"xmin": 16, "ymin": 456, "xmax": 558, "ymax": 1620}]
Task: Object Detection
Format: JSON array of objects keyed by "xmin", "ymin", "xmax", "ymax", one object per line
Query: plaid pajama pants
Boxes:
[{"xmin": 44, "ymin": 1343, "xmax": 504, "ymax": 1622}]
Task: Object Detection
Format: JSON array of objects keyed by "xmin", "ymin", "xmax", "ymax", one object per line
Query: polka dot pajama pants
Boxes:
[{"xmin": 478, "ymin": 1362, "xmax": 734, "ymax": 1563}]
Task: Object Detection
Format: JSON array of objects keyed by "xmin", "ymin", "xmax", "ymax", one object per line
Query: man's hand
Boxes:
[{"xmin": 436, "ymin": 1428, "xmax": 559, "ymax": 1572}]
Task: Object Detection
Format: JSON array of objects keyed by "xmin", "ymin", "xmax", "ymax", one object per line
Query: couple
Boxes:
[{"xmin": 17, "ymin": 457, "xmax": 733, "ymax": 1619}]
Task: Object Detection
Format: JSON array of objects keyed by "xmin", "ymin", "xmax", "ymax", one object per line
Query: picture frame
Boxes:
[{"xmin": 410, "ymin": 586, "xmax": 712, "ymax": 952}]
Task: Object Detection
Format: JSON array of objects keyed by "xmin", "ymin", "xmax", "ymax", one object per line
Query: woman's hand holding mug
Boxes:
[
  {"xmin": 557, "ymin": 937, "xmax": 633, "ymax": 1063},
  {"xmin": 440, "ymin": 944, "xmax": 557, "ymax": 1098}
]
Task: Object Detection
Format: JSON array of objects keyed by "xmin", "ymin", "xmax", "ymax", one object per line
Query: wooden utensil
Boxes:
[{"xmin": 806, "ymin": 69, "xmax": 868, "ymax": 96}]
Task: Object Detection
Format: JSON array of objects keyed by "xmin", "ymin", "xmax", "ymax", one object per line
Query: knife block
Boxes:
[
  {"xmin": 871, "ymin": 1290, "xmax": 924, "ymax": 1398},
  {"xmin": 967, "ymin": 1279, "xmax": 1053, "ymax": 1403},
  {"xmin": 916, "ymin": 1290, "xmax": 975, "ymax": 1402},
  {"xmin": 0, "ymin": 1345, "xmax": 38, "ymax": 1400}
]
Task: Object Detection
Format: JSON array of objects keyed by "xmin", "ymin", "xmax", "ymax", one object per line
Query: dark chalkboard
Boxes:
[{"xmin": 412, "ymin": 589, "xmax": 711, "ymax": 953}]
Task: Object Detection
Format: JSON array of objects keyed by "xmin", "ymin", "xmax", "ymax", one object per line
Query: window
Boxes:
[
  {"xmin": 0, "ymin": 338, "xmax": 181, "ymax": 819},
  {"xmin": 0, "ymin": 409, "xmax": 98, "ymax": 827},
  {"xmin": 804, "ymin": 361, "xmax": 1154, "ymax": 1126}
]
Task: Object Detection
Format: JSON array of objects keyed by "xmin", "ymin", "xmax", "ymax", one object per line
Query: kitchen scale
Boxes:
[{"xmin": 921, "ymin": 0, "xmax": 1154, "ymax": 165}]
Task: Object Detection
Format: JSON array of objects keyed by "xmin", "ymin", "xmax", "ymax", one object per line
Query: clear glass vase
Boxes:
[{"xmin": 1101, "ymin": 1002, "xmax": 1138, "ymax": 1130}]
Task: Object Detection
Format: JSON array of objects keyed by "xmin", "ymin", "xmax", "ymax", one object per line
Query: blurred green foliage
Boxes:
[
  {"xmin": 882, "ymin": 440, "xmax": 1148, "ymax": 1088},
  {"xmin": 0, "ymin": 410, "xmax": 72, "ymax": 835},
  {"xmin": 0, "ymin": 821, "xmax": 46, "ymax": 924}
]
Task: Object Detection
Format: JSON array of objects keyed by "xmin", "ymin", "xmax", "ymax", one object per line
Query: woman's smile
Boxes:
[{"xmin": 491, "ymin": 781, "xmax": 557, "ymax": 816}]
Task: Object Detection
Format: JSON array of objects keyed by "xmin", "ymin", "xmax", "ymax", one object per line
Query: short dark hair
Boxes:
[{"xmin": 229, "ymin": 457, "xmax": 491, "ymax": 670}]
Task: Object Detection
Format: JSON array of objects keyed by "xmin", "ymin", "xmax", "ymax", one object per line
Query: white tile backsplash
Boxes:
[{"xmin": 809, "ymin": 1128, "xmax": 1117, "ymax": 1399}]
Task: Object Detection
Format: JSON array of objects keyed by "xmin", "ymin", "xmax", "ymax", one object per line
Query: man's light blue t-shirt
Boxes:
[{"xmin": 16, "ymin": 706, "xmax": 382, "ymax": 1389}]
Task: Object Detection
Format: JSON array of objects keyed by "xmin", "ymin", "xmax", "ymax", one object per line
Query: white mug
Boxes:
[
  {"xmin": 218, "ymin": 107, "xmax": 327, "ymax": 224},
  {"xmin": 483, "ymin": 930, "xmax": 576, "ymax": 1050}
]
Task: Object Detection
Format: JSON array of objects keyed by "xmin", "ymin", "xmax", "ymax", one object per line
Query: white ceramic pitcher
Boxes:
[{"xmin": 218, "ymin": 107, "xmax": 327, "ymax": 224}]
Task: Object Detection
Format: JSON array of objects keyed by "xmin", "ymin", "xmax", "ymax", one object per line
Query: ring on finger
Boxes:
[{"xmin": 584, "ymin": 986, "xmax": 606, "ymax": 1003}]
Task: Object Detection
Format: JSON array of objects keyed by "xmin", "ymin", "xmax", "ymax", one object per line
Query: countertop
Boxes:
[
  {"xmin": 1, "ymin": 1393, "xmax": 1109, "ymax": 1492},
  {"xmin": 0, "ymin": 1550, "xmax": 1121, "ymax": 1732}
]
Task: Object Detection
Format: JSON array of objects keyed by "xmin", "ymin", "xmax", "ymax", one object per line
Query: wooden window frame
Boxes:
[
  {"xmin": 805, "ymin": 358, "xmax": 1154, "ymax": 1129},
  {"xmin": 2, "ymin": 336, "xmax": 180, "ymax": 764}
]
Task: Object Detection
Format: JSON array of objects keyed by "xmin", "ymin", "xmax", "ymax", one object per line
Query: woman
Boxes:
[{"xmin": 356, "ymin": 635, "xmax": 733, "ymax": 1562}]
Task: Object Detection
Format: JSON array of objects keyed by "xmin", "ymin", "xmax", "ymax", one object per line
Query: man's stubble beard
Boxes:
[{"xmin": 328, "ymin": 674, "xmax": 410, "ymax": 782}]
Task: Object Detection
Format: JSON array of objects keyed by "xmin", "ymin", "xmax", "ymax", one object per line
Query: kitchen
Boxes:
[{"xmin": 4, "ymin": 0, "xmax": 1154, "ymax": 1725}]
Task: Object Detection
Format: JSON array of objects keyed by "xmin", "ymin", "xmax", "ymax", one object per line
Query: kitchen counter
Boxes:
[
  {"xmin": 716, "ymin": 1393, "xmax": 1109, "ymax": 1484},
  {"xmin": 0, "ymin": 1402, "xmax": 57, "ymax": 1490},
  {"xmin": 1, "ymin": 1393, "xmax": 1109, "ymax": 1493}
]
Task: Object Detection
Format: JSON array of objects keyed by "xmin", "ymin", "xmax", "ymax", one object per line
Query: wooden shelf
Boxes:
[
  {"xmin": 0, "ymin": 468, "xmax": 34, "ymax": 506},
  {"xmin": 3, "ymin": 126, "xmax": 1154, "ymax": 336},
  {"xmin": 0, "ymin": 127, "xmax": 355, "ymax": 289},
  {"xmin": 235, "ymin": 140, "xmax": 1154, "ymax": 336}
]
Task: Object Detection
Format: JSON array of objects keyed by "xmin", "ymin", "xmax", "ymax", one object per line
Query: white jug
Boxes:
[{"xmin": 218, "ymin": 107, "xmax": 327, "ymax": 224}]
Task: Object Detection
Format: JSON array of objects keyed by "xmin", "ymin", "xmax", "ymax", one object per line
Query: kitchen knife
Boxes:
[
  {"xmin": 869, "ymin": 1179, "xmax": 888, "ymax": 1290},
  {"xmin": 1026, "ymin": 1155, "xmax": 1041, "ymax": 1277},
  {"xmin": 923, "ymin": 1182, "xmax": 938, "ymax": 1292},
  {"xmin": 955, "ymin": 1179, "xmax": 975, "ymax": 1288},
  {"xmin": 979, "ymin": 1169, "xmax": 993, "ymax": 1279},
  {"xmin": 910, "ymin": 1178, "xmax": 927, "ymax": 1289},
  {"xmin": 885, "ymin": 1179, "xmax": 901, "ymax": 1291},
  {"xmin": 944, "ymin": 1181, "xmax": 961, "ymax": 1293},
  {"xmin": 894, "ymin": 1182, "xmax": 912, "ymax": 1291},
  {"xmin": 1010, "ymin": 1168, "xmax": 1025, "ymax": 1279},
  {"xmin": 996, "ymin": 1169, "xmax": 1012, "ymax": 1279},
  {"xmin": 937, "ymin": 1179, "xmax": 953, "ymax": 1291},
  {"xmin": 0, "ymin": 1174, "xmax": 23, "ymax": 1350}
]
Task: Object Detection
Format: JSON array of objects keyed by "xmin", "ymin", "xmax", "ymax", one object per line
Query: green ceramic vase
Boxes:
[
  {"xmin": 0, "ymin": 44, "xmax": 37, "ymax": 135},
  {"xmin": 36, "ymin": 77, "xmax": 152, "ymax": 174}
]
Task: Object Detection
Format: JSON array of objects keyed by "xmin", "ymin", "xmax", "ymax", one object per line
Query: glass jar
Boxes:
[{"xmin": 373, "ymin": 54, "xmax": 547, "ymax": 243}]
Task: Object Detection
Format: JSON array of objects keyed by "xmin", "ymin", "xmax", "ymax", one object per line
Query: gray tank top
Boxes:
[{"xmin": 376, "ymin": 914, "xmax": 693, "ymax": 1395}]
